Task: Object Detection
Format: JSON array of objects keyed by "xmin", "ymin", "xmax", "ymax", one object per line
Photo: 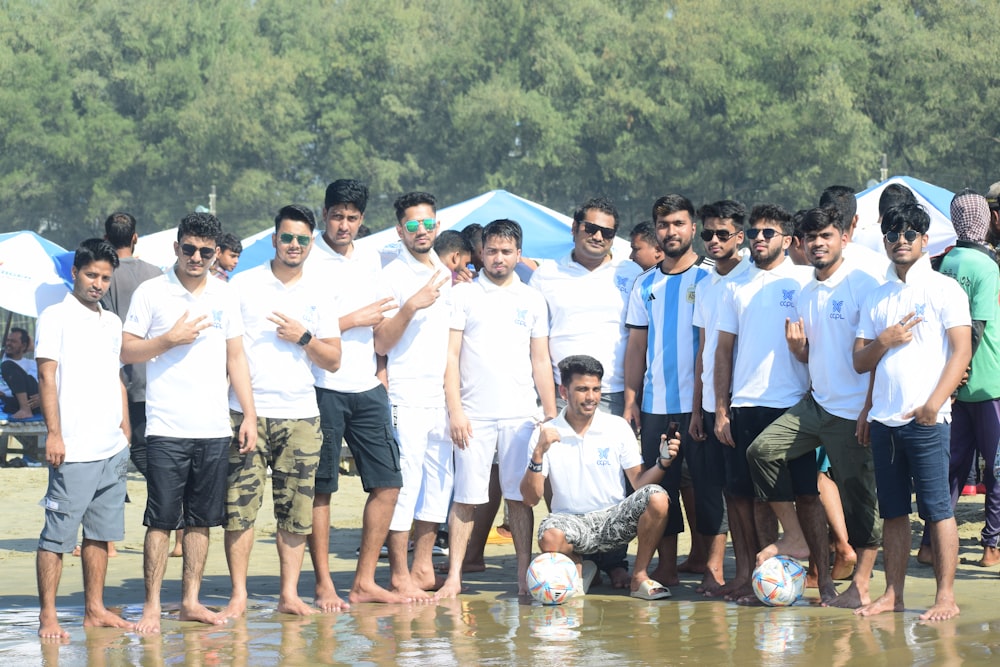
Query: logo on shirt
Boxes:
[
  {"xmin": 596, "ymin": 447, "xmax": 611, "ymax": 466},
  {"xmin": 212, "ymin": 309, "xmax": 224, "ymax": 329},
  {"xmin": 514, "ymin": 308, "xmax": 528, "ymax": 327},
  {"xmin": 829, "ymin": 299, "xmax": 845, "ymax": 320},
  {"xmin": 686, "ymin": 285, "xmax": 696, "ymax": 304},
  {"xmin": 914, "ymin": 303, "xmax": 926, "ymax": 319},
  {"xmin": 615, "ymin": 276, "xmax": 630, "ymax": 293},
  {"xmin": 302, "ymin": 305, "xmax": 318, "ymax": 329},
  {"xmin": 780, "ymin": 289, "xmax": 796, "ymax": 308},
  {"xmin": 646, "ymin": 292, "xmax": 656, "ymax": 302}
]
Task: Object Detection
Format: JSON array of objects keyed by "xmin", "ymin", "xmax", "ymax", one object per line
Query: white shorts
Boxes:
[
  {"xmin": 454, "ymin": 417, "xmax": 536, "ymax": 504},
  {"xmin": 389, "ymin": 404, "xmax": 454, "ymax": 532}
]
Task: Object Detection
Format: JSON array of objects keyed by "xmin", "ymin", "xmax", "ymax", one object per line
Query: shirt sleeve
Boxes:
[
  {"xmin": 34, "ymin": 307, "xmax": 64, "ymax": 363},
  {"xmin": 940, "ymin": 277, "xmax": 973, "ymax": 330},
  {"xmin": 716, "ymin": 282, "xmax": 740, "ymax": 335},
  {"xmin": 625, "ymin": 273, "xmax": 649, "ymax": 328},
  {"xmin": 449, "ymin": 283, "xmax": 469, "ymax": 331},
  {"xmin": 123, "ymin": 281, "xmax": 153, "ymax": 338},
  {"xmin": 856, "ymin": 291, "xmax": 878, "ymax": 341},
  {"xmin": 617, "ymin": 420, "xmax": 644, "ymax": 470},
  {"xmin": 528, "ymin": 290, "xmax": 549, "ymax": 338}
]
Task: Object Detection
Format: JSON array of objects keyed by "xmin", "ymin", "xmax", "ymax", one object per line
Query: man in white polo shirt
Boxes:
[
  {"xmin": 307, "ymin": 179, "xmax": 407, "ymax": 607},
  {"xmin": 374, "ymin": 191, "xmax": 452, "ymax": 599},
  {"xmin": 123, "ymin": 212, "xmax": 257, "ymax": 633},
  {"xmin": 35, "ymin": 239, "xmax": 132, "ymax": 639},
  {"xmin": 440, "ymin": 219, "xmax": 557, "ymax": 598},
  {"xmin": 222, "ymin": 205, "xmax": 342, "ymax": 618}
]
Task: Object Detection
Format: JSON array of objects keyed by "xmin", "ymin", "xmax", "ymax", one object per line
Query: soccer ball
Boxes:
[
  {"xmin": 526, "ymin": 552, "xmax": 581, "ymax": 605},
  {"xmin": 751, "ymin": 555, "xmax": 806, "ymax": 607}
]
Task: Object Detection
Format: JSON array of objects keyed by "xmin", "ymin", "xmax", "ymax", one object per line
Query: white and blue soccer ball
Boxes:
[
  {"xmin": 526, "ymin": 552, "xmax": 581, "ymax": 605},
  {"xmin": 751, "ymin": 555, "xmax": 806, "ymax": 607}
]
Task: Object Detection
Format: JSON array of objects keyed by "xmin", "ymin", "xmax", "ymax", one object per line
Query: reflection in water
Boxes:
[{"xmin": 3, "ymin": 596, "xmax": 999, "ymax": 665}]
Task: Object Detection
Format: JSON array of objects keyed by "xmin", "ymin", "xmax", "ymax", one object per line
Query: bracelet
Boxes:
[{"xmin": 527, "ymin": 460, "xmax": 543, "ymax": 473}]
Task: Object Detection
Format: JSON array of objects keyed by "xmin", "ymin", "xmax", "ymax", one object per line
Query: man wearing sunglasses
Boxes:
[
  {"xmin": 714, "ymin": 203, "xmax": 814, "ymax": 604},
  {"xmin": 690, "ymin": 199, "xmax": 749, "ymax": 596},
  {"xmin": 854, "ymin": 203, "xmax": 971, "ymax": 622},
  {"xmin": 624, "ymin": 193, "xmax": 713, "ymax": 590},
  {"xmin": 123, "ymin": 212, "xmax": 257, "ymax": 633},
  {"xmin": 221, "ymin": 204, "xmax": 342, "ymax": 618},
  {"xmin": 373, "ymin": 191, "xmax": 453, "ymax": 599}
]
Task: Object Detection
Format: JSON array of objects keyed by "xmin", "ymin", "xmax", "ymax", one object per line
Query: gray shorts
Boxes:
[
  {"xmin": 537, "ymin": 485, "xmax": 667, "ymax": 554},
  {"xmin": 38, "ymin": 447, "xmax": 130, "ymax": 553}
]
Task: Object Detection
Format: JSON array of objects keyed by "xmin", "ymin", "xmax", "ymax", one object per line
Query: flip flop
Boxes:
[
  {"xmin": 580, "ymin": 561, "xmax": 598, "ymax": 595},
  {"xmin": 630, "ymin": 579, "xmax": 671, "ymax": 600}
]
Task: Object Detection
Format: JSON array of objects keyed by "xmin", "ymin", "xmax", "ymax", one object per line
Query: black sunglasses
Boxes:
[
  {"xmin": 748, "ymin": 228, "xmax": 783, "ymax": 240},
  {"xmin": 181, "ymin": 243, "xmax": 216, "ymax": 259},
  {"xmin": 580, "ymin": 221, "xmax": 616, "ymax": 240},
  {"xmin": 700, "ymin": 229, "xmax": 738, "ymax": 242},
  {"xmin": 884, "ymin": 229, "xmax": 919, "ymax": 244}
]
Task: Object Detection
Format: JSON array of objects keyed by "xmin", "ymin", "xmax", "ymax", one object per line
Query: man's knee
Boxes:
[
  {"xmin": 642, "ymin": 487, "xmax": 670, "ymax": 518},
  {"xmin": 538, "ymin": 527, "xmax": 566, "ymax": 552}
]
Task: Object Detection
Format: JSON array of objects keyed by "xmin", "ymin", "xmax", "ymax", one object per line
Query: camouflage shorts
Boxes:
[{"xmin": 226, "ymin": 412, "xmax": 321, "ymax": 535}]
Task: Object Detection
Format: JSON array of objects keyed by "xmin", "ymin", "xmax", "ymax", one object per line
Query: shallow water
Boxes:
[{"xmin": 4, "ymin": 594, "xmax": 1000, "ymax": 666}]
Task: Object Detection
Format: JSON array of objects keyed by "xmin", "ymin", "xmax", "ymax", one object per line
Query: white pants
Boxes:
[{"xmin": 389, "ymin": 404, "xmax": 454, "ymax": 532}]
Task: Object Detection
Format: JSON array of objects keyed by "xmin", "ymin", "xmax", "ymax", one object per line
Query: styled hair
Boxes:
[
  {"xmin": 274, "ymin": 204, "xmax": 317, "ymax": 232},
  {"xmin": 749, "ymin": 203, "xmax": 794, "ymax": 236},
  {"xmin": 573, "ymin": 197, "xmax": 620, "ymax": 232},
  {"xmin": 74, "ymin": 238, "xmax": 120, "ymax": 271},
  {"xmin": 432, "ymin": 229, "xmax": 472, "ymax": 256},
  {"xmin": 8, "ymin": 327, "xmax": 29, "ymax": 347},
  {"xmin": 324, "ymin": 179, "xmax": 369, "ymax": 213},
  {"xmin": 652, "ymin": 194, "xmax": 695, "ymax": 222},
  {"xmin": 104, "ymin": 212, "xmax": 137, "ymax": 249},
  {"xmin": 697, "ymin": 200, "xmax": 747, "ymax": 227},
  {"xmin": 629, "ymin": 221, "xmax": 658, "ymax": 246},
  {"xmin": 482, "ymin": 218, "xmax": 523, "ymax": 250},
  {"xmin": 799, "ymin": 206, "xmax": 846, "ymax": 235},
  {"xmin": 791, "ymin": 208, "xmax": 809, "ymax": 239},
  {"xmin": 819, "ymin": 185, "xmax": 857, "ymax": 225},
  {"xmin": 558, "ymin": 354, "xmax": 605, "ymax": 387},
  {"xmin": 177, "ymin": 212, "xmax": 222, "ymax": 243},
  {"xmin": 878, "ymin": 184, "xmax": 917, "ymax": 217},
  {"xmin": 461, "ymin": 223, "xmax": 483, "ymax": 248},
  {"xmin": 394, "ymin": 191, "xmax": 437, "ymax": 222},
  {"xmin": 217, "ymin": 232, "xmax": 243, "ymax": 254},
  {"xmin": 881, "ymin": 203, "xmax": 931, "ymax": 235}
]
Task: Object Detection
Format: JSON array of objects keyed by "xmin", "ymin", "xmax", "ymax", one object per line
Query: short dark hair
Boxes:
[
  {"xmin": 573, "ymin": 197, "xmax": 620, "ymax": 232},
  {"xmin": 749, "ymin": 203, "xmax": 793, "ymax": 236},
  {"xmin": 461, "ymin": 223, "xmax": 483, "ymax": 248},
  {"xmin": 878, "ymin": 184, "xmax": 917, "ymax": 217},
  {"xmin": 324, "ymin": 179, "xmax": 369, "ymax": 213},
  {"xmin": 629, "ymin": 221, "xmax": 657, "ymax": 246},
  {"xmin": 274, "ymin": 204, "xmax": 316, "ymax": 232},
  {"xmin": 799, "ymin": 206, "xmax": 846, "ymax": 235},
  {"xmin": 218, "ymin": 232, "xmax": 242, "ymax": 254},
  {"xmin": 177, "ymin": 212, "xmax": 222, "ymax": 244},
  {"xmin": 697, "ymin": 200, "xmax": 747, "ymax": 227},
  {"xmin": 881, "ymin": 203, "xmax": 930, "ymax": 236},
  {"xmin": 558, "ymin": 354, "xmax": 604, "ymax": 387},
  {"xmin": 790, "ymin": 209, "xmax": 809, "ymax": 239},
  {"xmin": 104, "ymin": 212, "xmax": 137, "ymax": 249},
  {"xmin": 432, "ymin": 230, "xmax": 472, "ymax": 256},
  {"xmin": 74, "ymin": 238, "xmax": 120, "ymax": 271},
  {"xmin": 819, "ymin": 185, "xmax": 857, "ymax": 225},
  {"xmin": 356, "ymin": 224, "xmax": 371, "ymax": 238},
  {"xmin": 8, "ymin": 327, "xmax": 29, "ymax": 346},
  {"xmin": 652, "ymin": 194, "xmax": 695, "ymax": 222},
  {"xmin": 394, "ymin": 191, "xmax": 437, "ymax": 222},
  {"xmin": 482, "ymin": 219, "xmax": 523, "ymax": 250}
]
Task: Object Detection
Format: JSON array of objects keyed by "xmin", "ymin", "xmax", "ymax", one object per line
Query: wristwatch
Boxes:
[
  {"xmin": 656, "ymin": 457, "xmax": 670, "ymax": 471},
  {"xmin": 297, "ymin": 331, "xmax": 313, "ymax": 347},
  {"xmin": 527, "ymin": 459, "xmax": 543, "ymax": 473}
]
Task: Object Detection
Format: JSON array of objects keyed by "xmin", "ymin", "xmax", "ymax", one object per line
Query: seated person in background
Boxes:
[{"xmin": 1, "ymin": 327, "xmax": 41, "ymax": 419}]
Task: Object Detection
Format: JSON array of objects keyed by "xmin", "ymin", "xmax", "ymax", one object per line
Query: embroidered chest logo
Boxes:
[
  {"xmin": 646, "ymin": 291, "xmax": 656, "ymax": 302},
  {"xmin": 596, "ymin": 447, "xmax": 611, "ymax": 466},
  {"xmin": 615, "ymin": 276, "xmax": 630, "ymax": 293},
  {"xmin": 514, "ymin": 308, "xmax": 528, "ymax": 327},
  {"xmin": 302, "ymin": 305, "xmax": 318, "ymax": 328},
  {"xmin": 829, "ymin": 299, "xmax": 845, "ymax": 320},
  {"xmin": 212, "ymin": 309, "xmax": 224, "ymax": 329},
  {"xmin": 780, "ymin": 289, "xmax": 796, "ymax": 308},
  {"xmin": 686, "ymin": 285, "xmax": 696, "ymax": 304},
  {"xmin": 914, "ymin": 303, "xmax": 927, "ymax": 319}
]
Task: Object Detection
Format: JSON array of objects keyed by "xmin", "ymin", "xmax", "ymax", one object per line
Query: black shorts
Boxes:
[
  {"xmin": 726, "ymin": 406, "xmax": 816, "ymax": 499},
  {"xmin": 640, "ymin": 412, "xmax": 689, "ymax": 537},
  {"xmin": 143, "ymin": 435, "xmax": 230, "ymax": 529},
  {"xmin": 315, "ymin": 384, "xmax": 402, "ymax": 494},
  {"xmin": 687, "ymin": 411, "xmax": 728, "ymax": 536}
]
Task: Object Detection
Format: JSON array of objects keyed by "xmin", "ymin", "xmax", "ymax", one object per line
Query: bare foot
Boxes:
[
  {"xmin": 314, "ymin": 582, "xmax": 350, "ymax": 612},
  {"xmin": 677, "ymin": 558, "xmax": 707, "ymax": 574},
  {"xmin": 169, "ymin": 545, "xmax": 183, "ymax": 558},
  {"xmin": 221, "ymin": 595, "xmax": 247, "ymax": 619},
  {"xmin": 696, "ymin": 568, "xmax": 725, "ymax": 596},
  {"xmin": 855, "ymin": 593, "xmax": 903, "ymax": 617},
  {"xmin": 607, "ymin": 567, "xmax": 630, "ymax": 589},
  {"xmin": 179, "ymin": 603, "xmax": 226, "ymax": 626},
  {"xmin": 436, "ymin": 577, "xmax": 463, "ymax": 599},
  {"xmin": 756, "ymin": 536, "xmax": 809, "ymax": 567},
  {"xmin": 278, "ymin": 595, "xmax": 319, "ymax": 616},
  {"xmin": 818, "ymin": 581, "xmax": 839, "ymax": 605},
  {"xmin": 648, "ymin": 565, "xmax": 679, "ymax": 587},
  {"xmin": 38, "ymin": 613, "xmax": 70, "ymax": 639},
  {"xmin": 83, "ymin": 607, "xmax": 135, "ymax": 631},
  {"xmin": 723, "ymin": 582, "xmax": 755, "ymax": 602},
  {"xmin": 963, "ymin": 545, "xmax": 1000, "ymax": 567},
  {"xmin": 496, "ymin": 524, "xmax": 512, "ymax": 538},
  {"xmin": 824, "ymin": 582, "xmax": 867, "ymax": 609},
  {"xmin": 919, "ymin": 599, "xmax": 960, "ymax": 621},
  {"xmin": 831, "ymin": 550, "xmax": 857, "ymax": 580},
  {"xmin": 350, "ymin": 581, "xmax": 413, "ymax": 604},
  {"xmin": 434, "ymin": 560, "xmax": 486, "ymax": 574},
  {"xmin": 11, "ymin": 408, "xmax": 32, "ymax": 420},
  {"xmin": 709, "ymin": 578, "xmax": 747, "ymax": 599},
  {"xmin": 135, "ymin": 607, "xmax": 162, "ymax": 634},
  {"xmin": 735, "ymin": 592, "xmax": 765, "ymax": 606},
  {"xmin": 390, "ymin": 583, "xmax": 434, "ymax": 602},
  {"xmin": 412, "ymin": 571, "xmax": 447, "ymax": 592},
  {"xmin": 71, "ymin": 544, "xmax": 81, "ymax": 557},
  {"xmin": 916, "ymin": 543, "xmax": 933, "ymax": 565}
]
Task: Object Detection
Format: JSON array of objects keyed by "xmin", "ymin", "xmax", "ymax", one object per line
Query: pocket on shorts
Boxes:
[
  {"xmin": 384, "ymin": 423, "xmax": 401, "ymax": 472},
  {"xmin": 39, "ymin": 492, "xmax": 72, "ymax": 517}
]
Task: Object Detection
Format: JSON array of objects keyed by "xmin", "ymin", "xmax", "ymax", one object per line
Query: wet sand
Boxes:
[{"xmin": 1, "ymin": 467, "xmax": 999, "ymax": 665}]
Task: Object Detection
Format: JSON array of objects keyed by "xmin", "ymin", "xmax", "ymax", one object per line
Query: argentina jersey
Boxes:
[{"xmin": 626, "ymin": 258, "xmax": 711, "ymax": 414}]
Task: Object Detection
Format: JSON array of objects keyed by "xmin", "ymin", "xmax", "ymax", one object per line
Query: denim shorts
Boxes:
[{"xmin": 870, "ymin": 420, "xmax": 952, "ymax": 521}]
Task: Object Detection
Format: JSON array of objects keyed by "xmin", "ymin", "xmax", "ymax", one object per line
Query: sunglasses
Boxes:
[
  {"xmin": 748, "ymin": 228, "xmax": 784, "ymax": 240},
  {"xmin": 403, "ymin": 218, "xmax": 436, "ymax": 233},
  {"xmin": 581, "ymin": 221, "xmax": 616, "ymax": 240},
  {"xmin": 884, "ymin": 229, "xmax": 919, "ymax": 244},
  {"xmin": 700, "ymin": 229, "xmax": 738, "ymax": 242},
  {"xmin": 180, "ymin": 244, "xmax": 216, "ymax": 259},
  {"xmin": 278, "ymin": 233, "xmax": 312, "ymax": 246}
]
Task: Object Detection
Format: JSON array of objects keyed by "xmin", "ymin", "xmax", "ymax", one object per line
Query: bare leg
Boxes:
[
  {"xmin": 921, "ymin": 517, "xmax": 960, "ymax": 621},
  {"xmin": 817, "ymin": 473, "xmax": 856, "ymax": 579},
  {"xmin": 795, "ymin": 495, "xmax": 836, "ymax": 603},
  {"xmin": 170, "ymin": 529, "xmax": 184, "ymax": 557},
  {"xmin": 826, "ymin": 546, "xmax": 877, "ymax": 609},
  {"xmin": 409, "ymin": 520, "xmax": 443, "ymax": 592},
  {"xmin": 856, "ymin": 516, "xmax": 908, "ymax": 617},
  {"xmin": 438, "ymin": 465, "xmax": 500, "ymax": 574},
  {"xmin": 37, "ymin": 549, "xmax": 69, "ymax": 639},
  {"xmin": 276, "ymin": 529, "xmax": 316, "ymax": 615},
  {"xmin": 349, "ymin": 487, "xmax": 410, "ymax": 604},
  {"xmin": 438, "ymin": 503, "xmax": 474, "ymax": 598},
  {"xmin": 178, "ymin": 526, "xmax": 225, "ymax": 625},
  {"xmin": 80, "ymin": 539, "xmax": 134, "ymax": 630},
  {"xmin": 388, "ymin": 529, "xmax": 431, "ymax": 600},
  {"xmin": 223, "ymin": 528, "xmax": 254, "ymax": 618},
  {"xmin": 507, "ymin": 500, "xmax": 534, "ymax": 595},
  {"xmin": 136, "ymin": 528, "xmax": 170, "ymax": 633},
  {"xmin": 649, "ymin": 535, "xmax": 679, "ymax": 586},
  {"xmin": 308, "ymin": 492, "xmax": 348, "ymax": 611},
  {"xmin": 677, "ymin": 485, "xmax": 706, "ymax": 573},
  {"xmin": 632, "ymin": 493, "xmax": 670, "ymax": 591},
  {"xmin": 757, "ymin": 501, "xmax": 810, "ymax": 565},
  {"xmin": 715, "ymin": 495, "xmax": 756, "ymax": 600},
  {"xmin": 696, "ymin": 533, "xmax": 727, "ymax": 595}
]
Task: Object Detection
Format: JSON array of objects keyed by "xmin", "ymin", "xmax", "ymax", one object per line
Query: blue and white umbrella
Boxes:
[{"xmin": 0, "ymin": 231, "xmax": 71, "ymax": 317}]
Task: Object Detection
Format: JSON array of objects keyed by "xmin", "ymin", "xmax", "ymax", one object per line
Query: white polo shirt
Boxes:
[
  {"xmin": 228, "ymin": 264, "xmax": 339, "ymax": 418},
  {"xmin": 858, "ymin": 255, "xmax": 971, "ymax": 426},
  {"xmin": 35, "ymin": 294, "xmax": 128, "ymax": 463},
  {"xmin": 530, "ymin": 253, "xmax": 641, "ymax": 393},
  {"xmin": 307, "ymin": 235, "xmax": 382, "ymax": 394},
  {"xmin": 717, "ymin": 257, "xmax": 812, "ymax": 409},
  {"xmin": 530, "ymin": 409, "xmax": 643, "ymax": 515},
  {"xmin": 798, "ymin": 259, "xmax": 882, "ymax": 420},
  {"xmin": 377, "ymin": 247, "xmax": 452, "ymax": 407},
  {"xmin": 693, "ymin": 255, "xmax": 751, "ymax": 411},
  {"xmin": 451, "ymin": 274, "xmax": 548, "ymax": 420},
  {"xmin": 124, "ymin": 269, "xmax": 243, "ymax": 438},
  {"xmin": 843, "ymin": 242, "xmax": 891, "ymax": 282}
]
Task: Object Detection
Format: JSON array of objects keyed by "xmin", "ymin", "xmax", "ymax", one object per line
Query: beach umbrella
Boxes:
[
  {"xmin": 854, "ymin": 176, "xmax": 957, "ymax": 257},
  {"xmin": 0, "ymin": 231, "xmax": 71, "ymax": 317}
]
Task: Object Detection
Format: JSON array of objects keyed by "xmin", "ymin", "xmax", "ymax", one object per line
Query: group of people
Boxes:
[{"xmin": 30, "ymin": 176, "xmax": 998, "ymax": 640}]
